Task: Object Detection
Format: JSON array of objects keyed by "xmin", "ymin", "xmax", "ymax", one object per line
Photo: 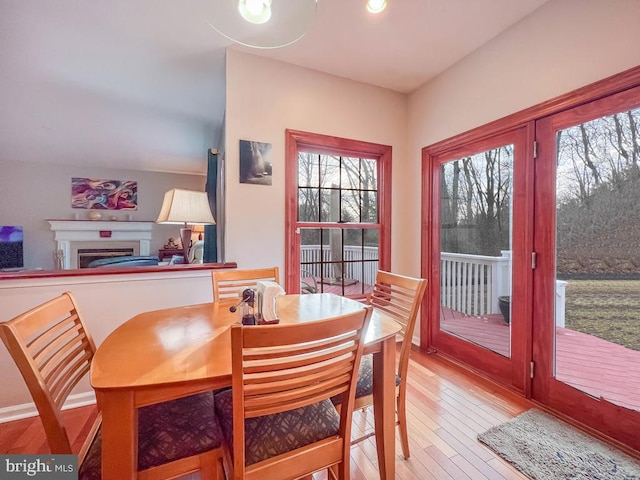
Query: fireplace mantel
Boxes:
[{"xmin": 47, "ymin": 220, "xmax": 154, "ymax": 269}]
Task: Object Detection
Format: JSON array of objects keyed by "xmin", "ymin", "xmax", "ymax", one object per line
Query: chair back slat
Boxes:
[
  {"xmin": 50, "ymin": 352, "xmax": 92, "ymax": 407},
  {"xmin": 245, "ymin": 379, "xmax": 352, "ymax": 418},
  {"xmin": 40, "ymin": 326, "xmax": 87, "ymax": 382},
  {"xmin": 243, "ymin": 342, "xmax": 357, "ymax": 374},
  {"xmin": 242, "ymin": 331, "xmax": 354, "ymax": 361},
  {"xmin": 0, "ymin": 292, "xmax": 96, "ymax": 453},
  {"xmin": 230, "ymin": 306, "xmax": 372, "ymax": 476},
  {"xmin": 212, "ymin": 267, "xmax": 280, "ymax": 302},
  {"xmin": 15, "ymin": 298, "xmax": 82, "ymax": 340},
  {"xmin": 367, "ymin": 271, "xmax": 427, "ymax": 379},
  {"xmin": 244, "ymin": 362, "xmax": 353, "ymax": 395}
]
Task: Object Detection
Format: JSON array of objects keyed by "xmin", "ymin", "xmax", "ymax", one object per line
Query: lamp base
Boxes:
[{"xmin": 180, "ymin": 227, "xmax": 192, "ymax": 264}]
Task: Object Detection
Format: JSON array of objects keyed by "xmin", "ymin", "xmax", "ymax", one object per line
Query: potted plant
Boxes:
[{"xmin": 498, "ymin": 296, "xmax": 511, "ymax": 324}]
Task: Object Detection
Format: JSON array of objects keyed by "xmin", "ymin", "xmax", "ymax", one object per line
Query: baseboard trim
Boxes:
[{"xmin": 0, "ymin": 392, "xmax": 96, "ymax": 424}]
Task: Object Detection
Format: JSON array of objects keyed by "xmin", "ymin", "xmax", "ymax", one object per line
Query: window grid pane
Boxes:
[
  {"xmin": 299, "ymin": 227, "xmax": 378, "ymax": 296},
  {"xmin": 298, "ymin": 154, "xmax": 378, "ymax": 225}
]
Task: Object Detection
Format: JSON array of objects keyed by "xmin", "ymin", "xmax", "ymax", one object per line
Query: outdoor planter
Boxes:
[{"xmin": 498, "ymin": 296, "xmax": 511, "ymax": 324}]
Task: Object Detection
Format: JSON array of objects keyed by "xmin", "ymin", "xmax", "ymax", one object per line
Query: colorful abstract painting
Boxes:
[{"xmin": 71, "ymin": 178, "xmax": 138, "ymax": 210}]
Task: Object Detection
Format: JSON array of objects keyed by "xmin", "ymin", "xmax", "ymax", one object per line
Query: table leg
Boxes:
[
  {"xmin": 100, "ymin": 390, "xmax": 137, "ymax": 479},
  {"xmin": 372, "ymin": 336, "xmax": 395, "ymax": 480}
]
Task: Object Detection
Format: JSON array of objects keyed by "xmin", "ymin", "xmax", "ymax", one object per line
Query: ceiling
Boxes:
[{"xmin": 0, "ymin": 0, "xmax": 549, "ymax": 174}]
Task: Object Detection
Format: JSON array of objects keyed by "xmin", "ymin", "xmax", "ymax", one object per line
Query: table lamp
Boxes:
[
  {"xmin": 156, "ymin": 189, "xmax": 215, "ymax": 263},
  {"xmin": 192, "ymin": 225, "xmax": 205, "ymax": 240}
]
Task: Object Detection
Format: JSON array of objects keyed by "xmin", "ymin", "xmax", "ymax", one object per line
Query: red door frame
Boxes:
[
  {"xmin": 419, "ymin": 65, "xmax": 640, "ymax": 450},
  {"xmin": 421, "ymin": 124, "xmax": 535, "ymax": 394},
  {"xmin": 533, "ymin": 85, "xmax": 640, "ymax": 450}
]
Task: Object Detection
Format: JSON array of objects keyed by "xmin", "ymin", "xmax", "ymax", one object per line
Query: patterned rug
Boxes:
[{"xmin": 478, "ymin": 409, "xmax": 640, "ymax": 480}]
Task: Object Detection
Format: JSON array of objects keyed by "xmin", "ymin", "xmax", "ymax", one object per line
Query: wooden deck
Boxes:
[
  {"xmin": 302, "ymin": 277, "xmax": 373, "ymax": 297},
  {"xmin": 299, "ymin": 286, "xmax": 640, "ymax": 413},
  {"xmin": 441, "ymin": 307, "xmax": 640, "ymax": 412}
]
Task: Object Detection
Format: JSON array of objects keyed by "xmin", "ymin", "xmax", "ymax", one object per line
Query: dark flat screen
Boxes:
[{"xmin": 0, "ymin": 226, "xmax": 24, "ymax": 269}]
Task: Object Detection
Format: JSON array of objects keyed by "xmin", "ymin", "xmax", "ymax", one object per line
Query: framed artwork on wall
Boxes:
[
  {"xmin": 71, "ymin": 177, "xmax": 138, "ymax": 210},
  {"xmin": 239, "ymin": 139, "xmax": 272, "ymax": 185}
]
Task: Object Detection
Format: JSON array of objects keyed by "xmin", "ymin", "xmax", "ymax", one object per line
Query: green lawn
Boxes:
[{"xmin": 564, "ymin": 279, "xmax": 640, "ymax": 351}]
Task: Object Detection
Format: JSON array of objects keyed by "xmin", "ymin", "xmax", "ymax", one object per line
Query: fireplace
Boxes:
[
  {"xmin": 77, "ymin": 248, "xmax": 135, "ymax": 268},
  {"xmin": 48, "ymin": 220, "xmax": 154, "ymax": 269}
]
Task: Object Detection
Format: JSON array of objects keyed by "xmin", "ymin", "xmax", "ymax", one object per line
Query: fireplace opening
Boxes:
[{"xmin": 78, "ymin": 248, "xmax": 134, "ymax": 268}]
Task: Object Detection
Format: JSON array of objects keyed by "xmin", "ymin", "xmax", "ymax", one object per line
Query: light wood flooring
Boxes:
[{"xmin": 0, "ymin": 347, "xmax": 533, "ymax": 479}]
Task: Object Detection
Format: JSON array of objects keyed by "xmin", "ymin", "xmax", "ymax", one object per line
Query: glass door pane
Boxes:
[
  {"xmin": 439, "ymin": 145, "xmax": 514, "ymax": 357},
  {"xmin": 554, "ymin": 106, "xmax": 640, "ymax": 412}
]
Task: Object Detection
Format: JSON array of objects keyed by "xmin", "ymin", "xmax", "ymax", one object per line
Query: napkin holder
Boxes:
[{"xmin": 256, "ymin": 281, "xmax": 285, "ymax": 325}]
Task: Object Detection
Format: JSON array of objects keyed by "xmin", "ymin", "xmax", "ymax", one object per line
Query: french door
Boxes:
[
  {"xmin": 423, "ymin": 124, "xmax": 534, "ymax": 391},
  {"xmin": 532, "ymin": 86, "xmax": 640, "ymax": 449},
  {"xmin": 422, "ymin": 69, "xmax": 640, "ymax": 450}
]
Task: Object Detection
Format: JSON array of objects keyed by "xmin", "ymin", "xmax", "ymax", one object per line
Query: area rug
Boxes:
[{"xmin": 478, "ymin": 409, "xmax": 640, "ymax": 480}]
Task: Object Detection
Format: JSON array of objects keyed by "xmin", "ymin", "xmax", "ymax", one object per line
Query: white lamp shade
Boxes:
[{"xmin": 156, "ymin": 189, "xmax": 216, "ymax": 225}]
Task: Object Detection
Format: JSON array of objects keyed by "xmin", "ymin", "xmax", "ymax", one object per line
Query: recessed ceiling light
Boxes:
[
  {"xmin": 367, "ymin": 0, "xmax": 387, "ymax": 14},
  {"xmin": 238, "ymin": 0, "xmax": 272, "ymax": 24}
]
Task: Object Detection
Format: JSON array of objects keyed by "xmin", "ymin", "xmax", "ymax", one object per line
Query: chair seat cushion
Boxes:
[
  {"xmin": 331, "ymin": 354, "xmax": 402, "ymax": 404},
  {"xmin": 79, "ymin": 392, "xmax": 224, "ymax": 479},
  {"xmin": 214, "ymin": 388, "xmax": 340, "ymax": 466}
]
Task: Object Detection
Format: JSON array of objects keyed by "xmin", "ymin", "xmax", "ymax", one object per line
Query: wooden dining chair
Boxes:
[
  {"xmin": 211, "ymin": 267, "xmax": 280, "ymax": 302},
  {"xmin": 0, "ymin": 292, "xmax": 225, "ymax": 480},
  {"xmin": 214, "ymin": 306, "xmax": 373, "ymax": 480},
  {"xmin": 336, "ymin": 270, "xmax": 427, "ymax": 459}
]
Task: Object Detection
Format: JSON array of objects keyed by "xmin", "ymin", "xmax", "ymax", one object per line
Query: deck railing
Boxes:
[
  {"xmin": 441, "ymin": 251, "xmax": 567, "ymax": 325},
  {"xmin": 299, "ymin": 247, "xmax": 567, "ymax": 325},
  {"xmin": 440, "ymin": 251, "xmax": 510, "ymax": 316},
  {"xmin": 300, "ymin": 245, "xmax": 378, "ymax": 286}
]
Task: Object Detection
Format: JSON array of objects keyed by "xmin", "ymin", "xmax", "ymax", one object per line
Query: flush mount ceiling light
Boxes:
[
  {"xmin": 366, "ymin": 0, "xmax": 387, "ymax": 14},
  {"xmin": 238, "ymin": 0, "xmax": 272, "ymax": 24},
  {"xmin": 208, "ymin": 0, "xmax": 318, "ymax": 49}
]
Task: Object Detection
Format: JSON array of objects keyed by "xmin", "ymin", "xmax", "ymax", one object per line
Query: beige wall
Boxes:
[
  {"xmin": 408, "ymin": 0, "xmax": 640, "ymax": 152},
  {"xmin": 225, "ymin": 0, "xmax": 640, "ymax": 280},
  {"xmin": 404, "ymin": 0, "xmax": 640, "ymax": 346},
  {"xmin": 224, "ymin": 51, "xmax": 414, "ymax": 277},
  {"xmin": 0, "ymin": 270, "xmax": 216, "ymax": 418},
  {"xmin": 4, "ymin": 0, "xmax": 640, "ymax": 418},
  {"xmin": 0, "ymin": 160, "xmax": 205, "ymax": 269}
]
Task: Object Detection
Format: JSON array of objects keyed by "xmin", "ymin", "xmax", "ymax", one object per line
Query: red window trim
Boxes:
[{"xmin": 285, "ymin": 129, "xmax": 392, "ymax": 295}]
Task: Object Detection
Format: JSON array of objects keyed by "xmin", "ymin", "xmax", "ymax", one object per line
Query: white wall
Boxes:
[
  {"xmin": 408, "ymin": 0, "xmax": 640, "ymax": 151},
  {"xmin": 0, "ymin": 160, "xmax": 205, "ymax": 269},
  {"xmin": 0, "ymin": 270, "xmax": 216, "ymax": 419},
  {"xmin": 224, "ymin": 51, "xmax": 415, "ymax": 277}
]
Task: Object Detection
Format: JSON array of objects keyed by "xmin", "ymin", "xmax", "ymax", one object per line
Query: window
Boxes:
[{"xmin": 285, "ymin": 130, "xmax": 391, "ymax": 297}]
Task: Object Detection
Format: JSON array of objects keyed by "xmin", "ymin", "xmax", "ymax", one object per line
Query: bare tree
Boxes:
[{"xmin": 440, "ymin": 146, "xmax": 513, "ymax": 256}]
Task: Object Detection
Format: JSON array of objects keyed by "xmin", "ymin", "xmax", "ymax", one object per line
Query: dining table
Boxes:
[{"xmin": 90, "ymin": 293, "xmax": 402, "ymax": 479}]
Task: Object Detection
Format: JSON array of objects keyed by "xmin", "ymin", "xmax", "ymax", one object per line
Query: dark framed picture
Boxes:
[{"xmin": 239, "ymin": 140, "xmax": 272, "ymax": 185}]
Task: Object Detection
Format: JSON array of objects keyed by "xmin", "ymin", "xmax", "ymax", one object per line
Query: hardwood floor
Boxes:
[{"xmin": 0, "ymin": 346, "xmax": 532, "ymax": 479}]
